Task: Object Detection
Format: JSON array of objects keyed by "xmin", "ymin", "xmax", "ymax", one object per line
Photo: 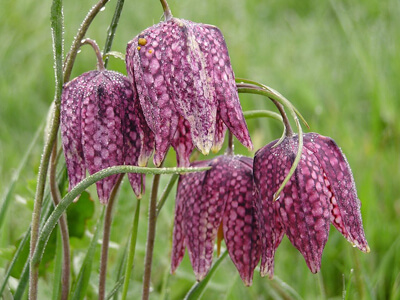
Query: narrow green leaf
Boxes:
[
  {"xmin": 70, "ymin": 209, "xmax": 105, "ymax": 300},
  {"xmin": 50, "ymin": 0, "xmax": 64, "ymax": 102},
  {"xmin": 52, "ymin": 230, "xmax": 63, "ymax": 300},
  {"xmin": 103, "ymin": 0, "xmax": 125, "ymax": 68},
  {"xmin": 0, "ymin": 123, "xmax": 43, "ymax": 231},
  {"xmin": 106, "ymin": 275, "xmax": 125, "ymax": 300},
  {"xmin": 121, "ymin": 199, "xmax": 141, "ymax": 300},
  {"xmin": 184, "ymin": 251, "xmax": 228, "ymax": 300}
]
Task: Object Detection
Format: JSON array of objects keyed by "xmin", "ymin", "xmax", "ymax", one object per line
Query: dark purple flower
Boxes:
[
  {"xmin": 126, "ymin": 18, "xmax": 252, "ymax": 167},
  {"xmin": 253, "ymin": 133, "xmax": 369, "ymax": 277},
  {"xmin": 61, "ymin": 69, "xmax": 154, "ymax": 204},
  {"xmin": 171, "ymin": 155, "xmax": 260, "ymax": 286}
]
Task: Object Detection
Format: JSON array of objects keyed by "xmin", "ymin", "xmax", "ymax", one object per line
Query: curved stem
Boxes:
[
  {"xmin": 31, "ymin": 165, "xmax": 209, "ymax": 281},
  {"xmin": 142, "ymin": 174, "xmax": 161, "ymax": 300},
  {"xmin": 30, "ymin": 1, "xmax": 109, "ymax": 298},
  {"xmin": 237, "ymin": 82, "xmax": 304, "ymax": 201},
  {"xmin": 159, "ymin": 0, "xmax": 173, "ymax": 21},
  {"xmin": 226, "ymin": 131, "xmax": 234, "ymax": 155},
  {"xmin": 99, "ymin": 175, "xmax": 123, "ymax": 300},
  {"xmin": 63, "ymin": 0, "xmax": 110, "ymax": 81},
  {"xmin": 81, "ymin": 38, "xmax": 105, "ymax": 71},
  {"xmin": 121, "ymin": 198, "xmax": 141, "ymax": 300},
  {"xmin": 50, "ymin": 143, "xmax": 70, "ymax": 300}
]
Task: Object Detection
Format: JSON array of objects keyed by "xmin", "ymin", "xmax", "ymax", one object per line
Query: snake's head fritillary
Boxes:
[
  {"xmin": 126, "ymin": 18, "xmax": 252, "ymax": 167},
  {"xmin": 61, "ymin": 70, "xmax": 154, "ymax": 203},
  {"xmin": 171, "ymin": 155, "xmax": 260, "ymax": 286},
  {"xmin": 253, "ymin": 133, "xmax": 369, "ymax": 277}
]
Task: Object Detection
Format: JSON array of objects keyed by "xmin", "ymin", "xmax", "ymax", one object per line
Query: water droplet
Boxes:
[
  {"xmin": 77, "ymin": 49, "xmax": 81, "ymax": 54},
  {"xmin": 100, "ymin": 6, "xmax": 106, "ymax": 11}
]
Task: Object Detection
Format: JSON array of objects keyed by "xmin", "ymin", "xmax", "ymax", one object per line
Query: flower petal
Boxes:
[
  {"xmin": 221, "ymin": 157, "xmax": 260, "ymax": 286},
  {"xmin": 127, "ymin": 33, "xmax": 179, "ymax": 166},
  {"xmin": 81, "ymin": 71, "xmax": 125, "ymax": 204},
  {"xmin": 205, "ymin": 26, "xmax": 252, "ymax": 150},
  {"xmin": 61, "ymin": 73, "xmax": 95, "ymax": 190},
  {"xmin": 254, "ymin": 141, "xmax": 286, "ymax": 278},
  {"xmin": 171, "ymin": 117, "xmax": 194, "ymax": 167},
  {"xmin": 303, "ymin": 133, "xmax": 369, "ymax": 252},
  {"xmin": 171, "ymin": 160, "xmax": 209, "ymax": 275}
]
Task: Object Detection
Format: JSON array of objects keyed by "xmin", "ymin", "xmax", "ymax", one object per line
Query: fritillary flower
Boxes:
[
  {"xmin": 171, "ymin": 155, "xmax": 260, "ymax": 286},
  {"xmin": 253, "ymin": 133, "xmax": 369, "ymax": 277},
  {"xmin": 126, "ymin": 18, "xmax": 252, "ymax": 167}
]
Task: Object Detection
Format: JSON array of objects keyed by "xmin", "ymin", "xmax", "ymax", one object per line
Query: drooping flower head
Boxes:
[
  {"xmin": 253, "ymin": 133, "xmax": 369, "ymax": 278},
  {"xmin": 61, "ymin": 69, "xmax": 154, "ymax": 204},
  {"xmin": 126, "ymin": 18, "xmax": 252, "ymax": 167},
  {"xmin": 171, "ymin": 155, "xmax": 260, "ymax": 286}
]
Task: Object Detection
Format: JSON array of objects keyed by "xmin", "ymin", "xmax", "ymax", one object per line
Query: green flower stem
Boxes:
[
  {"xmin": 242, "ymin": 110, "xmax": 282, "ymax": 122},
  {"xmin": 156, "ymin": 174, "xmax": 179, "ymax": 217},
  {"xmin": 99, "ymin": 175, "xmax": 123, "ymax": 300},
  {"xmin": 243, "ymin": 110, "xmax": 286, "ymax": 147},
  {"xmin": 31, "ymin": 165, "xmax": 210, "ymax": 272},
  {"xmin": 121, "ymin": 198, "xmax": 141, "ymax": 300},
  {"xmin": 30, "ymin": 0, "xmax": 110, "ymax": 298},
  {"xmin": 29, "ymin": 0, "xmax": 63, "ymax": 297},
  {"xmin": 103, "ymin": 0, "xmax": 125, "ymax": 68},
  {"xmin": 81, "ymin": 38, "xmax": 105, "ymax": 71},
  {"xmin": 50, "ymin": 143, "xmax": 70, "ymax": 300},
  {"xmin": 63, "ymin": 0, "xmax": 110, "ymax": 81},
  {"xmin": 160, "ymin": 0, "xmax": 173, "ymax": 21},
  {"xmin": 236, "ymin": 78, "xmax": 309, "ymax": 128},
  {"xmin": 226, "ymin": 131, "xmax": 234, "ymax": 155},
  {"xmin": 142, "ymin": 174, "xmax": 161, "ymax": 300},
  {"xmin": 237, "ymin": 82, "xmax": 304, "ymax": 201}
]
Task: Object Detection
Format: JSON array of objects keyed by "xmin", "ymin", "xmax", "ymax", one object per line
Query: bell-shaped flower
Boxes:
[
  {"xmin": 253, "ymin": 133, "xmax": 369, "ymax": 278},
  {"xmin": 171, "ymin": 155, "xmax": 261, "ymax": 286},
  {"xmin": 126, "ymin": 18, "xmax": 252, "ymax": 167},
  {"xmin": 60, "ymin": 69, "xmax": 154, "ymax": 204}
]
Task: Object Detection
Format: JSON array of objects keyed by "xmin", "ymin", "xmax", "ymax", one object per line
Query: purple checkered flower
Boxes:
[
  {"xmin": 253, "ymin": 133, "xmax": 370, "ymax": 278},
  {"xmin": 126, "ymin": 18, "xmax": 252, "ymax": 167},
  {"xmin": 60, "ymin": 69, "xmax": 154, "ymax": 204},
  {"xmin": 171, "ymin": 155, "xmax": 261, "ymax": 286}
]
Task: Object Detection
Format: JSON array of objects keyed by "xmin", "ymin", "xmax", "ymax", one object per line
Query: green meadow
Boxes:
[{"xmin": 1, "ymin": 0, "xmax": 399, "ymax": 299}]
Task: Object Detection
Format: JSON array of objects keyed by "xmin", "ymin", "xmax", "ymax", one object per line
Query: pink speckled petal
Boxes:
[
  {"xmin": 81, "ymin": 71, "xmax": 125, "ymax": 204},
  {"xmin": 205, "ymin": 26, "xmax": 252, "ymax": 150},
  {"xmin": 122, "ymin": 76, "xmax": 146, "ymax": 198},
  {"xmin": 221, "ymin": 157, "xmax": 260, "ymax": 286},
  {"xmin": 254, "ymin": 141, "xmax": 287, "ymax": 278},
  {"xmin": 303, "ymin": 133, "xmax": 369, "ymax": 252},
  {"xmin": 127, "ymin": 33, "xmax": 179, "ymax": 166},
  {"xmin": 61, "ymin": 73, "xmax": 96, "ymax": 190},
  {"xmin": 171, "ymin": 160, "xmax": 209, "ymax": 274},
  {"xmin": 171, "ymin": 117, "xmax": 194, "ymax": 167},
  {"xmin": 211, "ymin": 112, "xmax": 227, "ymax": 153}
]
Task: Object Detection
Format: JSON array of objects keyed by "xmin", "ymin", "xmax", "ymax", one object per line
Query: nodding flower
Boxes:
[
  {"xmin": 126, "ymin": 18, "xmax": 252, "ymax": 167},
  {"xmin": 253, "ymin": 133, "xmax": 369, "ymax": 278},
  {"xmin": 60, "ymin": 69, "xmax": 154, "ymax": 204},
  {"xmin": 171, "ymin": 155, "xmax": 261, "ymax": 286}
]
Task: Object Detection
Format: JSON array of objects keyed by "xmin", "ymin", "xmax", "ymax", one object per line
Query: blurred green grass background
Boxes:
[{"xmin": 1, "ymin": 0, "xmax": 399, "ymax": 299}]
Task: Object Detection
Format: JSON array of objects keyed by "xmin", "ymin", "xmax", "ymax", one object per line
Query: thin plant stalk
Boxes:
[
  {"xmin": 226, "ymin": 131, "xmax": 234, "ymax": 155},
  {"xmin": 121, "ymin": 198, "xmax": 141, "ymax": 300},
  {"xmin": 159, "ymin": 0, "xmax": 172, "ymax": 21},
  {"xmin": 30, "ymin": 0, "xmax": 110, "ymax": 298},
  {"xmin": 142, "ymin": 174, "xmax": 161, "ymax": 300},
  {"xmin": 99, "ymin": 175, "xmax": 124, "ymax": 300},
  {"xmin": 156, "ymin": 174, "xmax": 179, "ymax": 217},
  {"xmin": 50, "ymin": 142, "xmax": 70, "ymax": 300},
  {"xmin": 103, "ymin": 0, "xmax": 125, "ymax": 68},
  {"xmin": 31, "ymin": 165, "xmax": 210, "ymax": 277}
]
